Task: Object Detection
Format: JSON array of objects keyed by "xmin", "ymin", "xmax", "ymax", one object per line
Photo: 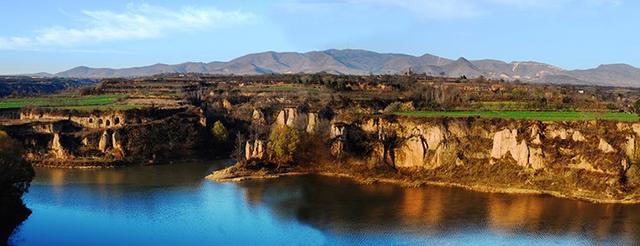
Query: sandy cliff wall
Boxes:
[
  {"xmin": 238, "ymin": 108, "xmax": 640, "ymax": 202},
  {"xmin": 6, "ymin": 108, "xmax": 209, "ymax": 166},
  {"xmin": 356, "ymin": 117, "xmax": 636, "ymax": 176}
]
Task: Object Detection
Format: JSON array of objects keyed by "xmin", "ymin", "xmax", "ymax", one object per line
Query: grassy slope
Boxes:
[
  {"xmin": 0, "ymin": 94, "xmax": 128, "ymax": 110},
  {"xmin": 396, "ymin": 111, "xmax": 640, "ymax": 122}
]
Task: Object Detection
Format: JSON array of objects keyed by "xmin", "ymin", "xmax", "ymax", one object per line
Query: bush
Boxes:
[
  {"xmin": 627, "ymin": 164, "xmax": 640, "ymax": 186},
  {"xmin": 267, "ymin": 126, "xmax": 300, "ymax": 164},
  {"xmin": 211, "ymin": 121, "xmax": 228, "ymax": 143},
  {"xmin": 384, "ymin": 101, "xmax": 415, "ymax": 114},
  {"xmin": 0, "ymin": 130, "xmax": 34, "ymax": 198},
  {"xmin": 634, "ymin": 99, "xmax": 640, "ymax": 114}
]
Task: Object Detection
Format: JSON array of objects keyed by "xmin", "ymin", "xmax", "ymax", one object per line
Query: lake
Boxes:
[{"xmin": 8, "ymin": 160, "xmax": 640, "ymax": 245}]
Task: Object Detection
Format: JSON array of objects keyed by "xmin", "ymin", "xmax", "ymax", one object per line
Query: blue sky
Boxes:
[{"xmin": 0, "ymin": 0, "xmax": 638, "ymax": 74}]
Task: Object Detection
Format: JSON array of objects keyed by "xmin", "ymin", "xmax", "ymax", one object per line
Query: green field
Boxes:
[
  {"xmin": 53, "ymin": 104, "xmax": 146, "ymax": 111},
  {"xmin": 395, "ymin": 111, "xmax": 640, "ymax": 122},
  {"xmin": 0, "ymin": 94, "xmax": 126, "ymax": 109},
  {"xmin": 239, "ymin": 84, "xmax": 323, "ymax": 93},
  {"xmin": 466, "ymin": 101, "xmax": 533, "ymax": 111}
]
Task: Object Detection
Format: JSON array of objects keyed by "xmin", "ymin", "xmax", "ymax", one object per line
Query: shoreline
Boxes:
[
  {"xmin": 32, "ymin": 158, "xmax": 221, "ymax": 169},
  {"xmin": 207, "ymin": 167, "xmax": 640, "ymax": 205}
]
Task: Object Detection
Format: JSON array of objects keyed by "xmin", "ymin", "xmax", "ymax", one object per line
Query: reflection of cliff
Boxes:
[
  {"xmin": 0, "ymin": 196, "xmax": 31, "ymax": 243},
  {"xmin": 26, "ymin": 161, "xmax": 233, "ymax": 222},
  {"xmin": 236, "ymin": 176, "xmax": 640, "ymax": 243}
]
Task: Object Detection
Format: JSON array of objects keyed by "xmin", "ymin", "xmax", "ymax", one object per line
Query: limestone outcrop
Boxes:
[
  {"xmin": 274, "ymin": 108, "xmax": 325, "ymax": 134},
  {"xmin": 50, "ymin": 133, "xmax": 71, "ymax": 159},
  {"xmin": 490, "ymin": 129, "xmax": 533, "ymax": 168},
  {"xmin": 348, "ymin": 117, "xmax": 638, "ymax": 176},
  {"xmin": 245, "ymin": 140, "xmax": 266, "ymax": 161}
]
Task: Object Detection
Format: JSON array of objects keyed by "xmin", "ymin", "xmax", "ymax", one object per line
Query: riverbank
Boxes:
[{"xmin": 208, "ymin": 162, "xmax": 640, "ymax": 204}]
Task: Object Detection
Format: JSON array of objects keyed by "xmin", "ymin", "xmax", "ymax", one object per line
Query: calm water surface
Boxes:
[{"xmin": 9, "ymin": 160, "xmax": 640, "ymax": 245}]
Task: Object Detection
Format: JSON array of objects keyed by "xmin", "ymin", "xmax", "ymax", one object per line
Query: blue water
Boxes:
[{"xmin": 9, "ymin": 161, "xmax": 640, "ymax": 245}]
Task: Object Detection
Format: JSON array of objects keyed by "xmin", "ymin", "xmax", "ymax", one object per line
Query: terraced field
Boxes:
[
  {"xmin": 0, "ymin": 94, "xmax": 127, "ymax": 110},
  {"xmin": 395, "ymin": 111, "xmax": 640, "ymax": 122}
]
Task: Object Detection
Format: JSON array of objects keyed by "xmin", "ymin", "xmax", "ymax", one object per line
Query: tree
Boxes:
[
  {"xmin": 211, "ymin": 121, "xmax": 228, "ymax": 144},
  {"xmin": 267, "ymin": 126, "xmax": 300, "ymax": 165},
  {"xmin": 634, "ymin": 99, "xmax": 640, "ymax": 114},
  {"xmin": 231, "ymin": 133, "xmax": 246, "ymax": 162},
  {"xmin": 0, "ymin": 130, "xmax": 34, "ymax": 198}
]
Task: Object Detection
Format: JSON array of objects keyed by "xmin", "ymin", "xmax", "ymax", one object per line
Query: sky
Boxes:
[{"xmin": 0, "ymin": 0, "xmax": 638, "ymax": 74}]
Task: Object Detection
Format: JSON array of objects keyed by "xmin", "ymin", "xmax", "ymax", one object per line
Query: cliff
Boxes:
[
  {"xmin": 210, "ymin": 107, "xmax": 640, "ymax": 203},
  {"xmin": 3, "ymin": 107, "xmax": 210, "ymax": 167}
]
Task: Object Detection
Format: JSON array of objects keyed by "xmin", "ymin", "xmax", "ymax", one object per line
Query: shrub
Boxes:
[
  {"xmin": 267, "ymin": 126, "xmax": 300, "ymax": 164},
  {"xmin": 0, "ymin": 130, "xmax": 34, "ymax": 198},
  {"xmin": 211, "ymin": 121, "xmax": 228, "ymax": 143},
  {"xmin": 634, "ymin": 99, "xmax": 640, "ymax": 114},
  {"xmin": 384, "ymin": 101, "xmax": 415, "ymax": 114},
  {"xmin": 627, "ymin": 163, "xmax": 640, "ymax": 186}
]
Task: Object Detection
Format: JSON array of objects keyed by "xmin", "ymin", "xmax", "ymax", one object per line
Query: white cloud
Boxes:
[
  {"xmin": 489, "ymin": 0, "xmax": 622, "ymax": 8},
  {"xmin": 0, "ymin": 4, "xmax": 253, "ymax": 50},
  {"xmin": 307, "ymin": 0, "xmax": 625, "ymax": 19}
]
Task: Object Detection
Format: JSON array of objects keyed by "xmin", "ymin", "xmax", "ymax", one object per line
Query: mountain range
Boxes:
[{"xmin": 35, "ymin": 49, "xmax": 640, "ymax": 87}]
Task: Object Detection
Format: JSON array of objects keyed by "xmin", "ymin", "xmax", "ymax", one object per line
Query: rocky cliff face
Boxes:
[
  {"xmin": 233, "ymin": 108, "xmax": 640, "ymax": 202},
  {"xmin": 5, "ymin": 107, "xmax": 209, "ymax": 167},
  {"xmin": 359, "ymin": 118, "xmax": 635, "ymax": 176}
]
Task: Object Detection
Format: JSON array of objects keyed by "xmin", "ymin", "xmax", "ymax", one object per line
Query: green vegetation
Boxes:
[
  {"xmin": 0, "ymin": 94, "xmax": 126, "ymax": 109},
  {"xmin": 0, "ymin": 130, "xmax": 34, "ymax": 197},
  {"xmin": 211, "ymin": 121, "xmax": 228, "ymax": 143},
  {"xmin": 466, "ymin": 101, "xmax": 534, "ymax": 111},
  {"xmin": 54, "ymin": 104, "xmax": 146, "ymax": 111},
  {"xmin": 384, "ymin": 101, "xmax": 415, "ymax": 114},
  {"xmin": 239, "ymin": 84, "xmax": 323, "ymax": 93},
  {"xmin": 395, "ymin": 111, "xmax": 640, "ymax": 122},
  {"xmin": 267, "ymin": 126, "xmax": 300, "ymax": 164}
]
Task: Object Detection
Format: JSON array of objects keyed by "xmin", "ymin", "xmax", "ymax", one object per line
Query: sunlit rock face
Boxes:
[
  {"xmin": 21, "ymin": 109, "xmax": 129, "ymax": 129},
  {"xmin": 252, "ymin": 109, "xmax": 266, "ymax": 125},
  {"xmin": 51, "ymin": 133, "xmax": 71, "ymax": 159},
  {"xmin": 395, "ymin": 135, "xmax": 427, "ymax": 168},
  {"xmin": 491, "ymin": 129, "xmax": 531, "ymax": 168},
  {"xmin": 245, "ymin": 140, "xmax": 266, "ymax": 161},
  {"xmin": 275, "ymin": 108, "xmax": 309, "ymax": 131},
  {"xmin": 306, "ymin": 113, "xmax": 319, "ymax": 134},
  {"xmin": 351, "ymin": 117, "xmax": 636, "ymax": 178}
]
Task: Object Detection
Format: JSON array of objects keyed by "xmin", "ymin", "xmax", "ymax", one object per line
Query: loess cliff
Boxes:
[
  {"xmin": 3, "ymin": 107, "xmax": 210, "ymax": 167},
  {"xmin": 211, "ymin": 106, "xmax": 640, "ymax": 203}
]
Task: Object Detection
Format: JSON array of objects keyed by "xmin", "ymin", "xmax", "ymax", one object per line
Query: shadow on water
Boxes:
[{"xmin": 236, "ymin": 175, "xmax": 640, "ymax": 244}]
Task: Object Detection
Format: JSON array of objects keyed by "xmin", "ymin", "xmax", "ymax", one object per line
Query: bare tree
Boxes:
[{"xmin": 231, "ymin": 133, "xmax": 246, "ymax": 163}]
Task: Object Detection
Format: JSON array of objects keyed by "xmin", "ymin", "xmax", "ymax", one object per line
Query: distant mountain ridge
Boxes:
[{"xmin": 49, "ymin": 49, "xmax": 640, "ymax": 87}]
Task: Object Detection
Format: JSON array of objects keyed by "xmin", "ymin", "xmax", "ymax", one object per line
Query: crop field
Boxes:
[
  {"xmin": 395, "ymin": 111, "xmax": 640, "ymax": 122},
  {"xmin": 466, "ymin": 101, "xmax": 534, "ymax": 111},
  {"xmin": 239, "ymin": 84, "xmax": 324, "ymax": 93},
  {"xmin": 0, "ymin": 94, "xmax": 126, "ymax": 109}
]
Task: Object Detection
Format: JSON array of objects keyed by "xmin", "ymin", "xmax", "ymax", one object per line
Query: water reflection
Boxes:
[
  {"xmin": 26, "ymin": 161, "xmax": 233, "ymax": 215},
  {"xmin": 237, "ymin": 176, "xmax": 640, "ymax": 244},
  {"xmin": 12, "ymin": 163, "xmax": 640, "ymax": 245}
]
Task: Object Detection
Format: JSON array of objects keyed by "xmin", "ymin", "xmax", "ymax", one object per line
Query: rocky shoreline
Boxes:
[{"xmin": 208, "ymin": 162, "xmax": 640, "ymax": 204}]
